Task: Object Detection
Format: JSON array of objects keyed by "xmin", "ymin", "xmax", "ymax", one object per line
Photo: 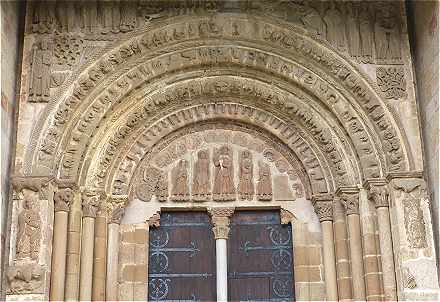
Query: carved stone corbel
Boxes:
[
  {"xmin": 311, "ymin": 194, "xmax": 334, "ymax": 222},
  {"xmin": 208, "ymin": 207, "xmax": 235, "ymax": 239},
  {"xmin": 280, "ymin": 208, "xmax": 295, "ymax": 225},
  {"xmin": 148, "ymin": 212, "xmax": 161, "ymax": 228}
]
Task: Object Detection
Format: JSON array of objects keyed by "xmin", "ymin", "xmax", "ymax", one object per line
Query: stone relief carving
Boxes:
[
  {"xmin": 368, "ymin": 185, "xmax": 389, "ymax": 208},
  {"xmin": 192, "ymin": 149, "xmax": 211, "ymax": 202},
  {"xmin": 213, "ymin": 145, "xmax": 235, "ymax": 201},
  {"xmin": 16, "ymin": 188, "xmax": 41, "ymax": 261},
  {"xmin": 7, "ymin": 263, "xmax": 44, "ymax": 294},
  {"xmin": 402, "ymin": 267, "xmax": 417, "ymax": 289},
  {"xmin": 376, "ymin": 67, "xmax": 407, "ymax": 99},
  {"xmin": 324, "ymin": 2, "xmax": 346, "ymax": 51},
  {"xmin": 313, "ymin": 201, "xmax": 333, "ymax": 222},
  {"xmin": 338, "ymin": 193, "xmax": 360, "ymax": 215},
  {"xmin": 53, "ymin": 188, "xmax": 74, "ymax": 212},
  {"xmin": 238, "ymin": 150, "xmax": 254, "ymax": 201},
  {"xmin": 374, "ymin": 3, "xmax": 402, "ymax": 64},
  {"xmin": 171, "ymin": 159, "xmax": 190, "ymax": 201},
  {"xmin": 393, "ymin": 178, "xmax": 428, "ymax": 249},
  {"xmin": 256, "ymin": 161, "xmax": 273, "ymax": 201},
  {"xmin": 208, "ymin": 207, "xmax": 235, "ymax": 240},
  {"xmin": 108, "ymin": 201, "xmax": 125, "ymax": 224},
  {"xmin": 135, "ymin": 166, "xmax": 168, "ymax": 202},
  {"xmin": 82, "ymin": 191, "xmax": 100, "ymax": 218},
  {"xmin": 54, "ymin": 34, "xmax": 84, "ymax": 66},
  {"xmin": 29, "ymin": 40, "xmax": 52, "ymax": 103},
  {"xmin": 280, "ymin": 209, "xmax": 295, "ymax": 225}
]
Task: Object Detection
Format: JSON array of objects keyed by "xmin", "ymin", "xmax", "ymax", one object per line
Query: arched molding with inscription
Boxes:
[{"xmin": 25, "ymin": 15, "xmax": 412, "ymax": 184}]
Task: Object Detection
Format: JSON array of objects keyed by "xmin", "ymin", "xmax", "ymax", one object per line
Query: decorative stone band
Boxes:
[
  {"xmin": 311, "ymin": 194, "xmax": 334, "ymax": 222},
  {"xmin": 208, "ymin": 207, "xmax": 235, "ymax": 240},
  {"xmin": 53, "ymin": 187, "xmax": 74, "ymax": 212},
  {"xmin": 107, "ymin": 196, "xmax": 127, "ymax": 224}
]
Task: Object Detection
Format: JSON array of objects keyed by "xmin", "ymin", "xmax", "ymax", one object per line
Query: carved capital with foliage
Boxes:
[
  {"xmin": 368, "ymin": 185, "xmax": 389, "ymax": 208},
  {"xmin": 81, "ymin": 189, "xmax": 103, "ymax": 218},
  {"xmin": 54, "ymin": 188, "xmax": 74, "ymax": 212},
  {"xmin": 108, "ymin": 196, "xmax": 128, "ymax": 224},
  {"xmin": 312, "ymin": 194, "xmax": 333, "ymax": 222},
  {"xmin": 208, "ymin": 207, "xmax": 235, "ymax": 239}
]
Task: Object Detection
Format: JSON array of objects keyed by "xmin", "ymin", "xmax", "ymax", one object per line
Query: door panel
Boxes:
[
  {"xmin": 228, "ymin": 211, "xmax": 295, "ymax": 302},
  {"xmin": 148, "ymin": 212, "xmax": 216, "ymax": 301}
]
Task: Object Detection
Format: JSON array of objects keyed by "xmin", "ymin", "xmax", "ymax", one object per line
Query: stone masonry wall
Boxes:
[
  {"xmin": 408, "ymin": 0, "xmax": 439, "ymax": 276},
  {"xmin": 1, "ymin": 1, "xmax": 24, "ymax": 298}
]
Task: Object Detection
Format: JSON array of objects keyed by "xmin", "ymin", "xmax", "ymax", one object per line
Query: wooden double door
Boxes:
[{"xmin": 148, "ymin": 211, "xmax": 294, "ymax": 302}]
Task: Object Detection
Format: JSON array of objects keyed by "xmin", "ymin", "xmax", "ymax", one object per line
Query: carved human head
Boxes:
[{"xmin": 198, "ymin": 150, "xmax": 208, "ymax": 159}]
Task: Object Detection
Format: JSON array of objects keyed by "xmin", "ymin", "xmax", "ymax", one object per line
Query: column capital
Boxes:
[
  {"xmin": 367, "ymin": 184, "xmax": 390, "ymax": 208},
  {"xmin": 81, "ymin": 190, "xmax": 103, "ymax": 218},
  {"xmin": 311, "ymin": 194, "xmax": 333, "ymax": 222},
  {"xmin": 54, "ymin": 187, "xmax": 74, "ymax": 212},
  {"xmin": 208, "ymin": 207, "xmax": 235, "ymax": 239},
  {"xmin": 108, "ymin": 202, "xmax": 125, "ymax": 224},
  {"xmin": 336, "ymin": 188, "xmax": 360, "ymax": 216}
]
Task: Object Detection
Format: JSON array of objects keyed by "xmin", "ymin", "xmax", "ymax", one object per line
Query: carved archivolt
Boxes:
[{"xmin": 27, "ymin": 15, "xmax": 409, "ymax": 191}]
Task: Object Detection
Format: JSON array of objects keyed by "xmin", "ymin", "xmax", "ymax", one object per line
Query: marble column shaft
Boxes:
[{"xmin": 92, "ymin": 208, "xmax": 107, "ymax": 301}]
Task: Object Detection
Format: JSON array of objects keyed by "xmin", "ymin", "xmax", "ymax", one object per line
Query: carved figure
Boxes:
[
  {"xmin": 100, "ymin": 0, "xmax": 121, "ymax": 34},
  {"xmin": 193, "ymin": 150, "xmax": 211, "ymax": 202},
  {"xmin": 29, "ymin": 40, "xmax": 52, "ymax": 103},
  {"xmin": 213, "ymin": 145, "xmax": 235, "ymax": 201},
  {"xmin": 136, "ymin": 167, "xmax": 168, "ymax": 202},
  {"xmin": 374, "ymin": 5, "xmax": 402, "ymax": 63},
  {"xmin": 376, "ymin": 67, "xmax": 407, "ymax": 99},
  {"xmin": 300, "ymin": 5, "xmax": 326, "ymax": 37},
  {"xmin": 323, "ymin": 2, "xmax": 346, "ymax": 50},
  {"xmin": 403, "ymin": 197, "xmax": 427, "ymax": 248},
  {"xmin": 257, "ymin": 161, "xmax": 272, "ymax": 201},
  {"xmin": 359, "ymin": 3, "xmax": 374, "ymax": 63},
  {"xmin": 239, "ymin": 150, "xmax": 254, "ymax": 200},
  {"xmin": 7, "ymin": 264, "xmax": 43, "ymax": 294},
  {"xmin": 120, "ymin": 0, "xmax": 137, "ymax": 32},
  {"xmin": 80, "ymin": 0, "xmax": 99, "ymax": 33},
  {"xmin": 16, "ymin": 189, "xmax": 41, "ymax": 261},
  {"xmin": 171, "ymin": 159, "xmax": 190, "ymax": 201},
  {"xmin": 346, "ymin": 2, "xmax": 361, "ymax": 59},
  {"xmin": 55, "ymin": 1, "xmax": 76, "ymax": 32},
  {"xmin": 31, "ymin": 1, "xmax": 55, "ymax": 33}
]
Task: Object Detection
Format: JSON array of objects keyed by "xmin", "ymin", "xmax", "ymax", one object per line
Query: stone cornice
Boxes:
[{"xmin": 385, "ymin": 171, "xmax": 423, "ymax": 182}]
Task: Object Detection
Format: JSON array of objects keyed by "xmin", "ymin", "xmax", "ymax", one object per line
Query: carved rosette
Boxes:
[
  {"xmin": 368, "ymin": 185, "xmax": 389, "ymax": 208},
  {"xmin": 208, "ymin": 208, "xmax": 235, "ymax": 240},
  {"xmin": 54, "ymin": 188, "xmax": 74, "ymax": 212},
  {"xmin": 312, "ymin": 194, "xmax": 334, "ymax": 222}
]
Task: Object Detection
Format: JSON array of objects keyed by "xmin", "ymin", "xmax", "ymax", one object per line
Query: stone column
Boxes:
[
  {"xmin": 79, "ymin": 191, "xmax": 99, "ymax": 301},
  {"xmin": 388, "ymin": 175, "xmax": 440, "ymax": 301},
  {"xmin": 65, "ymin": 190, "xmax": 83, "ymax": 301},
  {"xmin": 92, "ymin": 198, "xmax": 108, "ymax": 301},
  {"xmin": 208, "ymin": 207, "xmax": 235, "ymax": 302},
  {"xmin": 312, "ymin": 195, "xmax": 338, "ymax": 301},
  {"xmin": 106, "ymin": 200, "xmax": 125, "ymax": 301},
  {"xmin": 50, "ymin": 187, "xmax": 74, "ymax": 301},
  {"xmin": 333, "ymin": 198, "xmax": 353, "ymax": 301},
  {"xmin": 367, "ymin": 183, "xmax": 397, "ymax": 301},
  {"xmin": 338, "ymin": 190, "xmax": 366, "ymax": 301}
]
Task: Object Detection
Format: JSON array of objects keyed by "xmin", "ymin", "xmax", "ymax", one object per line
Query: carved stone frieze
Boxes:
[
  {"xmin": 208, "ymin": 207, "xmax": 235, "ymax": 240},
  {"xmin": 53, "ymin": 188, "xmax": 74, "ymax": 212},
  {"xmin": 6, "ymin": 263, "xmax": 44, "ymax": 294},
  {"xmin": 377, "ymin": 67, "xmax": 407, "ymax": 99}
]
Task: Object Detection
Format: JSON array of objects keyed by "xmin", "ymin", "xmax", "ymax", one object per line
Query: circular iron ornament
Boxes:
[
  {"xmin": 271, "ymin": 249, "xmax": 292, "ymax": 270},
  {"xmin": 268, "ymin": 225, "xmax": 291, "ymax": 246},
  {"xmin": 273, "ymin": 277, "xmax": 293, "ymax": 298},
  {"xmin": 149, "ymin": 278, "xmax": 171, "ymax": 300},
  {"xmin": 150, "ymin": 251, "xmax": 169, "ymax": 273},
  {"xmin": 150, "ymin": 229, "xmax": 170, "ymax": 248}
]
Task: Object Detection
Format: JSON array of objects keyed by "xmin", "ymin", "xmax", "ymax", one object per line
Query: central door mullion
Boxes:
[{"xmin": 208, "ymin": 208, "xmax": 235, "ymax": 302}]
